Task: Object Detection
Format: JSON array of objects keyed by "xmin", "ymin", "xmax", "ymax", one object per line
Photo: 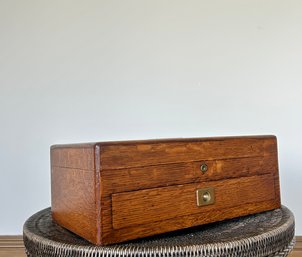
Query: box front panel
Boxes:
[{"xmin": 99, "ymin": 136, "xmax": 280, "ymax": 245}]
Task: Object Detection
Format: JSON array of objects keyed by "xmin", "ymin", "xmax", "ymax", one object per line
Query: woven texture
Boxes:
[{"xmin": 23, "ymin": 206, "xmax": 295, "ymax": 257}]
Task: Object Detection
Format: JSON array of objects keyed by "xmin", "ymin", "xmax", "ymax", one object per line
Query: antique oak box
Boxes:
[{"xmin": 51, "ymin": 135, "xmax": 281, "ymax": 245}]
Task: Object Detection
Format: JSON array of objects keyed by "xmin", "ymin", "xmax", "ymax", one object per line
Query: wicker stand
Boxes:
[{"xmin": 23, "ymin": 206, "xmax": 295, "ymax": 257}]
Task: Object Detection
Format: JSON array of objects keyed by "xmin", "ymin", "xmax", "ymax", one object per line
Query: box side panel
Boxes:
[
  {"xmin": 51, "ymin": 146, "xmax": 99, "ymax": 244},
  {"xmin": 51, "ymin": 146, "xmax": 95, "ymax": 170}
]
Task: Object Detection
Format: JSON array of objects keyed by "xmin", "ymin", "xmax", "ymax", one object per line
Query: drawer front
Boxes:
[
  {"xmin": 102, "ymin": 155, "xmax": 278, "ymax": 193},
  {"xmin": 111, "ymin": 174, "xmax": 276, "ymax": 229}
]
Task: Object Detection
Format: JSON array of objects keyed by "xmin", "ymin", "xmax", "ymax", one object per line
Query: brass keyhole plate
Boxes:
[
  {"xmin": 200, "ymin": 163, "xmax": 208, "ymax": 173},
  {"xmin": 196, "ymin": 187, "xmax": 215, "ymax": 206}
]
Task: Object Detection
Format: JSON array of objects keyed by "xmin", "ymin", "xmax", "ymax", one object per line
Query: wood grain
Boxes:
[
  {"xmin": 99, "ymin": 136, "xmax": 277, "ymax": 170},
  {"xmin": 101, "ymin": 155, "xmax": 277, "ymax": 193},
  {"xmin": 0, "ymin": 236, "xmax": 25, "ymax": 257},
  {"xmin": 51, "ymin": 167, "xmax": 98, "ymax": 244},
  {"xmin": 112, "ymin": 174, "xmax": 276, "ymax": 229},
  {"xmin": 51, "ymin": 145, "xmax": 95, "ymax": 170},
  {"xmin": 51, "ymin": 135, "xmax": 281, "ymax": 245}
]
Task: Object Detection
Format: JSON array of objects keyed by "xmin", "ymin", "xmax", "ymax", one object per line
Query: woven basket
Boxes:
[{"xmin": 23, "ymin": 206, "xmax": 295, "ymax": 257}]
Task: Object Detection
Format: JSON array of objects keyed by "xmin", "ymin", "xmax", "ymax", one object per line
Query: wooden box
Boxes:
[{"xmin": 51, "ymin": 135, "xmax": 281, "ymax": 245}]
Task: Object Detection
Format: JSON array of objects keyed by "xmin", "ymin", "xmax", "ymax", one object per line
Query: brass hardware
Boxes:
[
  {"xmin": 200, "ymin": 163, "xmax": 208, "ymax": 173},
  {"xmin": 196, "ymin": 187, "xmax": 215, "ymax": 206}
]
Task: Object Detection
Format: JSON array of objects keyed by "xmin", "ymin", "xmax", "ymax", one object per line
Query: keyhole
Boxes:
[{"xmin": 200, "ymin": 163, "xmax": 208, "ymax": 173}]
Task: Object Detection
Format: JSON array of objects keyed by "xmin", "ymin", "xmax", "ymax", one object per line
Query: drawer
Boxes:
[{"xmin": 112, "ymin": 174, "xmax": 276, "ymax": 229}]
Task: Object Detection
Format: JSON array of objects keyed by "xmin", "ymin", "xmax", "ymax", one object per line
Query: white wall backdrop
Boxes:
[{"xmin": 0, "ymin": 0, "xmax": 302, "ymax": 235}]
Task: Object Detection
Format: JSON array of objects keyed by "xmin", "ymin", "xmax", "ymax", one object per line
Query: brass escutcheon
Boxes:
[
  {"xmin": 200, "ymin": 163, "xmax": 208, "ymax": 173},
  {"xmin": 196, "ymin": 187, "xmax": 215, "ymax": 206}
]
